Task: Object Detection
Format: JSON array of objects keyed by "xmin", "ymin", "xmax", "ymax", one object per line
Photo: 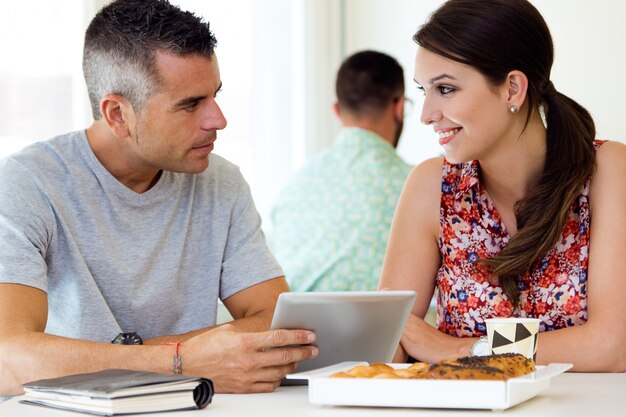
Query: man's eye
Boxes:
[{"xmin": 183, "ymin": 102, "xmax": 199, "ymax": 112}]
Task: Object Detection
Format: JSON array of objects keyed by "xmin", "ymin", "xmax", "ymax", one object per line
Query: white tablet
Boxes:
[{"xmin": 270, "ymin": 291, "xmax": 416, "ymax": 375}]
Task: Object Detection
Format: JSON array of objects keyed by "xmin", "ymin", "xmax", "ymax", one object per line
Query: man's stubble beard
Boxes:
[{"xmin": 392, "ymin": 119, "xmax": 404, "ymax": 149}]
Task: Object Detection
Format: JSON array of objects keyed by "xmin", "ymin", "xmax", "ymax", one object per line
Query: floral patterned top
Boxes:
[{"xmin": 436, "ymin": 141, "xmax": 605, "ymax": 337}]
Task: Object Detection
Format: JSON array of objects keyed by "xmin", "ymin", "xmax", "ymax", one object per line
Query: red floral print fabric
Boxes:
[{"xmin": 435, "ymin": 141, "xmax": 605, "ymax": 336}]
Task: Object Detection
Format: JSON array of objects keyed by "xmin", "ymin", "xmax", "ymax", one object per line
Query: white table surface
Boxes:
[{"xmin": 1, "ymin": 372, "xmax": 624, "ymax": 417}]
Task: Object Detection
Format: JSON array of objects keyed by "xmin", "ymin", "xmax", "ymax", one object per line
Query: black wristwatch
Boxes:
[{"xmin": 111, "ymin": 332, "xmax": 143, "ymax": 345}]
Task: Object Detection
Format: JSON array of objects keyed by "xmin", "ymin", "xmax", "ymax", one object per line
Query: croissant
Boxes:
[{"xmin": 330, "ymin": 353, "xmax": 535, "ymax": 380}]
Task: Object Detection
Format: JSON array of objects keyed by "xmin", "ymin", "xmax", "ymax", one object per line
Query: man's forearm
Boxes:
[
  {"xmin": 144, "ymin": 309, "xmax": 272, "ymax": 346},
  {"xmin": 144, "ymin": 326, "xmax": 216, "ymax": 344},
  {"xmin": 0, "ymin": 332, "xmax": 171, "ymax": 396},
  {"xmin": 226, "ymin": 309, "xmax": 273, "ymax": 332}
]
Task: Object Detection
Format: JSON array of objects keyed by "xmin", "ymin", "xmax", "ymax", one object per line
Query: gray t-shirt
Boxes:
[{"xmin": 0, "ymin": 130, "xmax": 283, "ymax": 342}]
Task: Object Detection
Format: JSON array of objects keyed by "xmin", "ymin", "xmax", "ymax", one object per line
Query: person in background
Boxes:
[
  {"xmin": 271, "ymin": 50, "xmax": 412, "ymax": 292},
  {"xmin": 0, "ymin": 0, "xmax": 318, "ymax": 399},
  {"xmin": 380, "ymin": 0, "xmax": 626, "ymax": 371}
]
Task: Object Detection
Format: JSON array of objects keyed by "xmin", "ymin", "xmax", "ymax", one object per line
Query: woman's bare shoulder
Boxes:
[
  {"xmin": 405, "ymin": 156, "xmax": 445, "ymax": 194},
  {"xmin": 590, "ymin": 140, "xmax": 626, "ymax": 204},
  {"xmin": 595, "ymin": 140, "xmax": 626, "ymax": 167},
  {"xmin": 400, "ymin": 156, "xmax": 445, "ymax": 226},
  {"xmin": 593, "ymin": 141, "xmax": 626, "ymax": 183}
]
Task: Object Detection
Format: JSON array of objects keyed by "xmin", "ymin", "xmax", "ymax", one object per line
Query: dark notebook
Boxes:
[{"xmin": 20, "ymin": 369, "xmax": 213, "ymax": 416}]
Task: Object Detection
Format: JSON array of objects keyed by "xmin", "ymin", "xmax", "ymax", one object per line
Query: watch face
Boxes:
[
  {"xmin": 112, "ymin": 332, "xmax": 143, "ymax": 345},
  {"xmin": 472, "ymin": 337, "xmax": 490, "ymax": 357}
]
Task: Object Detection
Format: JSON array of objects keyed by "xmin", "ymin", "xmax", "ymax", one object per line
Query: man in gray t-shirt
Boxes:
[{"xmin": 0, "ymin": 0, "xmax": 316, "ymax": 398}]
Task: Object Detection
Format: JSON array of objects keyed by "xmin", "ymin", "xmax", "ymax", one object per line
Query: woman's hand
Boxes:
[{"xmin": 400, "ymin": 313, "xmax": 474, "ymax": 363}]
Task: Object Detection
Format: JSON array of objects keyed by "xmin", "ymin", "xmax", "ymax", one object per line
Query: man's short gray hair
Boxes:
[{"xmin": 83, "ymin": 0, "xmax": 217, "ymax": 119}]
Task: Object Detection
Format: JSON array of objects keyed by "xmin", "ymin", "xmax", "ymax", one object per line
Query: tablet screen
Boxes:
[{"xmin": 270, "ymin": 291, "xmax": 416, "ymax": 374}]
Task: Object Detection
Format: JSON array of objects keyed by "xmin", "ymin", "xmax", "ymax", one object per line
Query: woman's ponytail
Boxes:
[{"xmin": 484, "ymin": 83, "xmax": 596, "ymax": 306}]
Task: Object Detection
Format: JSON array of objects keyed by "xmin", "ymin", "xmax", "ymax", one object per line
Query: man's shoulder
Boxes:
[
  {"xmin": 385, "ymin": 153, "xmax": 413, "ymax": 176},
  {"xmin": 0, "ymin": 133, "xmax": 82, "ymax": 225},
  {"xmin": 3, "ymin": 131, "xmax": 80, "ymax": 163},
  {"xmin": 301, "ymin": 142, "xmax": 362, "ymax": 173},
  {"xmin": 0, "ymin": 132, "xmax": 81, "ymax": 182}
]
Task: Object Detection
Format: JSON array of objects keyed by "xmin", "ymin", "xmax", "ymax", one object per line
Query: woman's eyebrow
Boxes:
[{"xmin": 428, "ymin": 73, "xmax": 456, "ymax": 84}]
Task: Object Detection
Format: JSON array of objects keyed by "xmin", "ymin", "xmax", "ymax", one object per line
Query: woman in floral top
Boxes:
[{"xmin": 380, "ymin": 0, "xmax": 626, "ymax": 372}]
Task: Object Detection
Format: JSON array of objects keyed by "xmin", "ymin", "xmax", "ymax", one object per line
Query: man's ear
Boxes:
[
  {"xmin": 99, "ymin": 94, "xmax": 135, "ymax": 138},
  {"xmin": 332, "ymin": 102, "xmax": 341, "ymax": 119},
  {"xmin": 504, "ymin": 70, "xmax": 529, "ymax": 110},
  {"xmin": 393, "ymin": 96, "xmax": 404, "ymax": 121}
]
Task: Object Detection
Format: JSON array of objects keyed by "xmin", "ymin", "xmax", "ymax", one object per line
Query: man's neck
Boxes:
[
  {"xmin": 85, "ymin": 121, "xmax": 162, "ymax": 193},
  {"xmin": 340, "ymin": 119, "xmax": 396, "ymax": 148}
]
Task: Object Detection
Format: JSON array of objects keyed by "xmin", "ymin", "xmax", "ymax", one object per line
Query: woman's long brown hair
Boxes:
[{"xmin": 414, "ymin": 0, "xmax": 596, "ymax": 307}]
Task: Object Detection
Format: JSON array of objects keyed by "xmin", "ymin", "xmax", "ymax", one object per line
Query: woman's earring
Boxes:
[
  {"xmin": 538, "ymin": 104, "xmax": 548, "ymax": 129},
  {"xmin": 508, "ymin": 104, "xmax": 518, "ymax": 113}
]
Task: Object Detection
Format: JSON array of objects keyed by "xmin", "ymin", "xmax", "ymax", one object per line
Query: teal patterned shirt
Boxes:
[{"xmin": 270, "ymin": 127, "xmax": 412, "ymax": 291}]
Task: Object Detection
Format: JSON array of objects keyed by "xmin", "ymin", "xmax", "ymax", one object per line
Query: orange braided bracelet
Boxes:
[{"xmin": 161, "ymin": 342, "xmax": 183, "ymax": 374}]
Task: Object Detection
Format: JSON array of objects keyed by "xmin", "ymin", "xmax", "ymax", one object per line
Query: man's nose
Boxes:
[{"xmin": 202, "ymin": 99, "xmax": 227, "ymax": 130}]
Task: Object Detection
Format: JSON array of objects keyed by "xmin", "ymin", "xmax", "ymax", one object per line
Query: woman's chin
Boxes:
[{"xmin": 442, "ymin": 152, "xmax": 465, "ymax": 165}]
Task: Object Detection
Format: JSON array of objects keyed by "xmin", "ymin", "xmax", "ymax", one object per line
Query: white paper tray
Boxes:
[{"xmin": 287, "ymin": 361, "xmax": 572, "ymax": 411}]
